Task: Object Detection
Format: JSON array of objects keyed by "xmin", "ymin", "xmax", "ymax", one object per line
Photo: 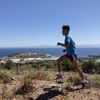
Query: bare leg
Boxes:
[
  {"xmin": 72, "ymin": 60, "xmax": 85, "ymax": 80},
  {"xmin": 56, "ymin": 55, "xmax": 69, "ymax": 74},
  {"xmin": 72, "ymin": 60, "xmax": 90, "ymax": 88}
]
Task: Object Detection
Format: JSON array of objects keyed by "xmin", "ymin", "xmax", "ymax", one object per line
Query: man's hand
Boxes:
[
  {"xmin": 57, "ymin": 42, "xmax": 68, "ymax": 48},
  {"xmin": 57, "ymin": 42, "xmax": 62, "ymax": 46},
  {"xmin": 63, "ymin": 49, "xmax": 66, "ymax": 53}
]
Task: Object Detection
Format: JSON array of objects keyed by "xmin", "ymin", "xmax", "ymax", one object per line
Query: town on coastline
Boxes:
[
  {"xmin": 0, "ymin": 52, "xmax": 100, "ymax": 64},
  {"xmin": 0, "ymin": 53, "xmax": 58, "ymax": 64}
]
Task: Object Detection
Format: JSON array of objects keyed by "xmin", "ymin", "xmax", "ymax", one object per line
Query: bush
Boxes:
[
  {"xmin": 31, "ymin": 62, "xmax": 42, "ymax": 70},
  {"xmin": 90, "ymin": 75, "xmax": 100, "ymax": 88},
  {"xmin": 95, "ymin": 62, "xmax": 100, "ymax": 74},
  {"xmin": 0, "ymin": 63, "xmax": 4, "ymax": 69},
  {"xmin": 23, "ymin": 72, "xmax": 34, "ymax": 81},
  {"xmin": 15, "ymin": 79, "xmax": 34, "ymax": 95},
  {"xmin": 33, "ymin": 71, "xmax": 51, "ymax": 81},
  {"xmin": 0, "ymin": 71, "xmax": 12, "ymax": 83},
  {"xmin": 31, "ymin": 61, "xmax": 55, "ymax": 70},
  {"xmin": 82, "ymin": 60, "xmax": 96, "ymax": 74},
  {"xmin": 67, "ymin": 76, "xmax": 81, "ymax": 85},
  {"xmin": 4, "ymin": 60, "xmax": 15, "ymax": 70},
  {"xmin": 62, "ymin": 61, "xmax": 74, "ymax": 72},
  {"xmin": 24, "ymin": 71, "xmax": 51, "ymax": 81}
]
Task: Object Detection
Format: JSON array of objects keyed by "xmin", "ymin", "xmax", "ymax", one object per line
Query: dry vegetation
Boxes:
[
  {"xmin": 0, "ymin": 59, "xmax": 100, "ymax": 100},
  {"xmin": 0, "ymin": 69, "xmax": 100, "ymax": 100}
]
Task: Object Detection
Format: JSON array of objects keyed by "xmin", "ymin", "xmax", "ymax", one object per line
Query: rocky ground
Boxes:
[
  {"xmin": 0, "ymin": 71, "xmax": 100, "ymax": 100},
  {"xmin": 0, "ymin": 79, "xmax": 100, "ymax": 100}
]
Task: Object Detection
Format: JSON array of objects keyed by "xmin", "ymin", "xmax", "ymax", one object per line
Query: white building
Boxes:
[
  {"xmin": 96, "ymin": 59, "xmax": 100, "ymax": 63},
  {"xmin": 24, "ymin": 58, "xmax": 35, "ymax": 62},
  {"xmin": 10, "ymin": 58, "xmax": 21, "ymax": 63}
]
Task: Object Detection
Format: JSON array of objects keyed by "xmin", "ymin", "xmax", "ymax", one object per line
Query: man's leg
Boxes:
[
  {"xmin": 72, "ymin": 59, "xmax": 90, "ymax": 88},
  {"xmin": 71, "ymin": 59, "xmax": 85, "ymax": 80},
  {"xmin": 56, "ymin": 55, "xmax": 69, "ymax": 77}
]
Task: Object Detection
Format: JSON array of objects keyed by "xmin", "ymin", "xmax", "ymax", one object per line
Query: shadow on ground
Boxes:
[
  {"xmin": 35, "ymin": 86, "xmax": 63, "ymax": 100},
  {"xmin": 35, "ymin": 85, "xmax": 83, "ymax": 100}
]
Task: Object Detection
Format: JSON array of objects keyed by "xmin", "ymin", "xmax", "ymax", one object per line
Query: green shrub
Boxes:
[
  {"xmin": 4, "ymin": 60, "xmax": 15, "ymax": 70},
  {"xmin": 31, "ymin": 61, "xmax": 55, "ymax": 70},
  {"xmin": 95, "ymin": 62, "xmax": 100, "ymax": 74},
  {"xmin": 31, "ymin": 62, "xmax": 42, "ymax": 70},
  {"xmin": 82, "ymin": 60, "xmax": 96, "ymax": 74},
  {"xmin": 0, "ymin": 63, "xmax": 4, "ymax": 69},
  {"xmin": 62, "ymin": 61, "xmax": 74, "ymax": 72}
]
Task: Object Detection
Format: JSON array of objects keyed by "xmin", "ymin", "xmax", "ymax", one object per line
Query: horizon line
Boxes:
[{"xmin": 0, "ymin": 44, "xmax": 100, "ymax": 48}]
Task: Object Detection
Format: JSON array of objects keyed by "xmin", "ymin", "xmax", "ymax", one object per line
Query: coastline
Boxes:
[{"xmin": 0, "ymin": 47, "xmax": 100, "ymax": 58}]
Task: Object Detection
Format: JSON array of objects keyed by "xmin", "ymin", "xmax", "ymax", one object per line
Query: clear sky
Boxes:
[{"xmin": 0, "ymin": 0, "xmax": 100, "ymax": 47}]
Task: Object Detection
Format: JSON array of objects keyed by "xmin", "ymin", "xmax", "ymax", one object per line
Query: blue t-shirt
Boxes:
[{"xmin": 65, "ymin": 35, "xmax": 76, "ymax": 55}]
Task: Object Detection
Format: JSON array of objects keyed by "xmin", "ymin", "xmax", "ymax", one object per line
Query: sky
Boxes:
[{"xmin": 0, "ymin": 0, "xmax": 100, "ymax": 48}]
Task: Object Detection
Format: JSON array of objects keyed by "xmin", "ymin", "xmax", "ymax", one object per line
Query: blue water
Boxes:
[{"xmin": 0, "ymin": 48, "xmax": 100, "ymax": 57}]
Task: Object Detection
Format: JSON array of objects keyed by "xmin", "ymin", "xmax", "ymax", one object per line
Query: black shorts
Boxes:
[{"xmin": 65, "ymin": 54, "xmax": 77, "ymax": 62}]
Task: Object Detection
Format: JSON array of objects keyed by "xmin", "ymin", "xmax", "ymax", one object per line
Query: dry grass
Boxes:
[
  {"xmin": 89, "ymin": 75, "xmax": 100, "ymax": 88},
  {"xmin": 0, "ymin": 71, "xmax": 13, "ymax": 83},
  {"xmin": 0, "ymin": 68, "xmax": 100, "ymax": 100},
  {"xmin": 67, "ymin": 75, "xmax": 81, "ymax": 85},
  {"xmin": 15, "ymin": 79, "xmax": 35, "ymax": 95}
]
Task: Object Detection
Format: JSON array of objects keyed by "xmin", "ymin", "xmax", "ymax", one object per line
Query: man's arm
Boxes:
[{"xmin": 57, "ymin": 42, "xmax": 69, "ymax": 48}]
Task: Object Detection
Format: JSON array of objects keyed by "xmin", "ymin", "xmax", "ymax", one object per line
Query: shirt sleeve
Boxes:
[{"xmin": 65, "ymin": 36, "xmax": 71, "ymax": 45}]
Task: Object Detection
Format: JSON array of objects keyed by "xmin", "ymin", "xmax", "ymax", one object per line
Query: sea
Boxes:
[{"xmin": 0, "ymin": 48, "xmax": 100, "ymax": 58}]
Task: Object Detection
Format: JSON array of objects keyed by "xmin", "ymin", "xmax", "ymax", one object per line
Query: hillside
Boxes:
[{"xmin": 0, "ymin": 70, "xmax": 100, "ymax": 100}]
